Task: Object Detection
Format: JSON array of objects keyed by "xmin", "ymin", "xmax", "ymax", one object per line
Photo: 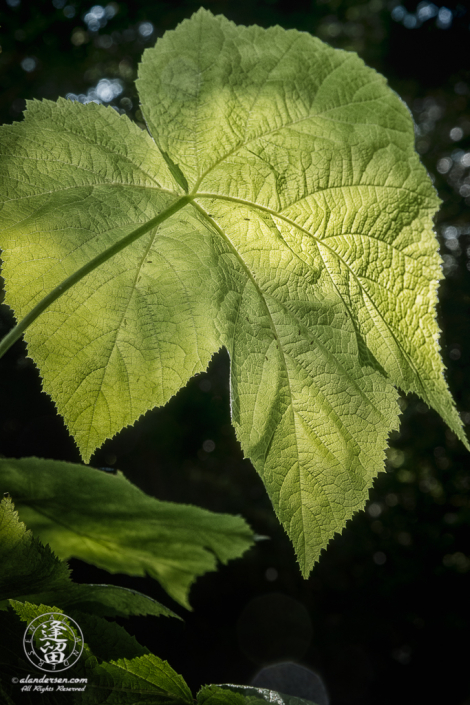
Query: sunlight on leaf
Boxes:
[
  {"xmin": 0, "ymin": 9, "xmax": 467, "ymax": 575},
  {"xmin": 0, "ymin": 457, "xmax": 254, "ymax": 608},
  {"xmin": 83, "ymin": 654, "xmax": 193, "ymax": 705},
  {"xmin": 0, "ymin": 495, "xmax": 179, "ymax": 619},
  {"xmin": 0, "ymin": 496, "xmax": 69, "ymax": 602}
]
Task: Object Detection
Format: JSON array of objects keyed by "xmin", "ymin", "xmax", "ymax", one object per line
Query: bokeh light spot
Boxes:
[
  {"xmin": 450, "ymin": 127, "xmax": 463, "ymax": 141},
  {"xmin": 265, "ymin": 567, "xmax": 278, "ymax": 581},
  {"xmin": 437, "ymin": 157, "xmax": 452, "ymax": 173},
  {"xmin": 20, "ymin": 57, "xmax": 37, "ymax": 72},
  {"xmin": 202, "ymin": 439, "xmax": 215, "ymax": 453},
  {"xmin": 139, "ymin": 22, "xmax": 154, "ymax": 38},
  {"xmin": 436, "ymin": 6, "xmax": 452, "ymax": 29}
]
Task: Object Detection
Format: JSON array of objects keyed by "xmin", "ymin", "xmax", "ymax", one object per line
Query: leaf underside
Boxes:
[
  {"xmin": 0, "ymin": 9, "xmax": 466, "ymax": 575},
  {"xmin": 0, "ymin": 457, "xmax": 254, "ymax": 609},
  {"xmin": 0, "ymin": 494, "xmax": 180, "ymax": 619},
  {"xmin": 0, "ymin": 495, "xmax": 69, "ymax": 602}
]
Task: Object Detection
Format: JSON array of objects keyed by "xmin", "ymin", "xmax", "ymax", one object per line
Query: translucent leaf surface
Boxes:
[
  {"xmin": 0, "ymin": 496, "xmax": 69, "ymax": 602},
  {"xmin": 0, "ymin": 494, "xmax": 178, "ymax": 619},
  {"xmin": 0, "ymin": 9, "xmax": 466, "ymax": 574},
  {"xmin": 197, "ymin": 686, "xmax": 248, "ymax": 705},
  {"xmin": 83, "ymin": 655, "xmax": 193, "ymax": 705},
  {"xmin": 0, "ymin": 457, "xmax": 254, "ymax": 607},
  {"xmin": 3, "ymin": 582, "xmax": 180, "ymax": 621}
]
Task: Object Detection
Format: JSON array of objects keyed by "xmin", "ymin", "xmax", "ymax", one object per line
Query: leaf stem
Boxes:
[{"xmin": 0, "ymin": 195, "xmax": 191, "ymax": 360}]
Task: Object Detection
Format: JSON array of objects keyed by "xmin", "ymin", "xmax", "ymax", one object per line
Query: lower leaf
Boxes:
[{"xmin": 0, "ymin": 457, "xmax": 255, "ymax": 608}]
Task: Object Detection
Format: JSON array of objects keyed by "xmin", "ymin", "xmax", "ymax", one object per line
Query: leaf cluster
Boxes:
[
  {"xmin": 0, "ymin": 496, "xmax": 316, "ymax": 705},
  {"xmin": 0, "ymin": 9, "xmax": 466, "ymax": 574},
  {"xmin": 0, "ymin": 8, "xmax": 468, "ymax": 704}
]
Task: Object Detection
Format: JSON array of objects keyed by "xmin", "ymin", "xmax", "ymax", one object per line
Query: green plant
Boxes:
[{"xmin": 0, "ymin": 8, "xmax": 467, "ymax": 704}]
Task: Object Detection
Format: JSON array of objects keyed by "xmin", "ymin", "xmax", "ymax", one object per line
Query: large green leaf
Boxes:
[
  {"xmin": 0, "ymin": 457, "xmax": 254, "ymax": 608},
  {"xmin": 0, "ymin": 9, "xmax": 466, "ymax": 574},
  {"xmin": 0, "ymin": 494, "xmax": 179, "ymax": 619}
]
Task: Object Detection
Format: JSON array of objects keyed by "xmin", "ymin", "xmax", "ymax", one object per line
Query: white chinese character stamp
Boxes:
[{"xmin": 23, "ymin": 613, "xmax": 84, "ymax": 672}]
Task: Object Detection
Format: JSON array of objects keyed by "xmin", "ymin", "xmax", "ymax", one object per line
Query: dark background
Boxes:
[{"xmin": 1, "ymin": 1, "xmax": 470, "ymax": 704}]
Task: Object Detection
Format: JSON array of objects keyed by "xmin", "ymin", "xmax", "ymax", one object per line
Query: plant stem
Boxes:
[{"xmin": 0, "ymin": 194, "xmax": 192, "ymax": 360}]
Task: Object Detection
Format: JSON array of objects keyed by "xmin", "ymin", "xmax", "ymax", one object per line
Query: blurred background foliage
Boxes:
[{"xmin": 1, "ymin": 1, "xmax": 470, "ymax": 704}]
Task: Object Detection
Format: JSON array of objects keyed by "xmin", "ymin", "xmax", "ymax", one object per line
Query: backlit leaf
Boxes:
[
  {"xmin": 0, "ymin": 494, "xmax": 179, "ymax": 619},
  {"xmin": 82, "ymin": 655, "xmax": 193, "ymax": 705},
  {"xmin": 0, "ymin": 496, "xmax": 69, "ymax": 603},
  {"xmin": 0, "ymin": 457, "xmax": 254, "ymax": 608},
  {"xmin": 0, "ymin": 9, "xmax": 466, "ymax": 574}
]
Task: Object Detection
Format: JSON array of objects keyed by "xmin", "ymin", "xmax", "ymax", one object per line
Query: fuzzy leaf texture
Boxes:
[{"xmin": 0, "ymin": 9, "xmax": 466, "ymax": 575}]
